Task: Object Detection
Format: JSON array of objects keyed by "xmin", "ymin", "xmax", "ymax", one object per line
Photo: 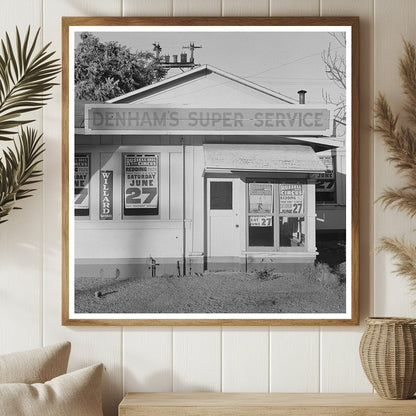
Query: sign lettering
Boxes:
[
  {"xmin": 100, "ymin": 170, "xmax": 113, "ymax": 220},
  {"xmin": 124, "ymin": 154, "xmax": 158, "ymax": 209},
  {"xmin": 86, "ymin": 106, "xmax": 332, "ymax": 135},
  {"xmin": 249, "ymin": 216, "xmax": 273, "ymax": 227},
  {"xmin": 279, "ymin": 184, "xmax": 304, "ymax": 215}
]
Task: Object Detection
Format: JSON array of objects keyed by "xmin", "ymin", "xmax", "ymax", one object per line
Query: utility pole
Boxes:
[{"xmin": 182, "ymin": 42, "xmax": 202, "ymax": 64}]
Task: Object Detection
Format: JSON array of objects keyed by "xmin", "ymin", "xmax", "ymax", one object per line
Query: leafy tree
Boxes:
[{"xmin": 75, "ymin": 32, "xmax": 167, "ymax": 101}]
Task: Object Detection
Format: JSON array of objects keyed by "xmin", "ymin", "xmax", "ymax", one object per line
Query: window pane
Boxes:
[
  {"xmin": 210, "ymin": 182, "xmax": 232, "ymax": 210},
  {"xmin": 279, "ymin": 217, "xmax": 305, "ymax": 247},
  {"xmin": 249, "ymin": 215, "xmax": 274, "ymax": 246},
  {"xmin": 249, "ymin": 183, "xmax": 273, "ymax": 213}
]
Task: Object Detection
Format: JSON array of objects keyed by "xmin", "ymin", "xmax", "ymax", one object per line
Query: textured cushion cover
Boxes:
[
  {"xmin": 0, "ymin": 363, "xmax": 104, "ymax": 416},
  {"xmin": 0, "ymin": 342, "xmax": 71, "ymax": 384}
]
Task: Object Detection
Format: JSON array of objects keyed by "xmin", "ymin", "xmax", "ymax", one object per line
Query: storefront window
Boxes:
[
  {"xmin": 210, "ymin": 182, "xmax": 232, "ymax": 210},
  {"xmin": 123, "ymin": 153, "xmax": 159, "ymax": 217},
  {"xmin": 74, "ymin": 153, "xmax": 90, "ymax": 217},
  {"xmin": 247, "ymin": 181, "xmax": 305, "ymax": 249}
]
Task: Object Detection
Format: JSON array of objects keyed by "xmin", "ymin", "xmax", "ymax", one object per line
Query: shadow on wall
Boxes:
[
  {"xmin": 123, "ymin": 368, "xmax": 216, "ymax": 394},
  {"xmin": 102, "ymin": 365, "xmax": 123, "ymax": 416}
]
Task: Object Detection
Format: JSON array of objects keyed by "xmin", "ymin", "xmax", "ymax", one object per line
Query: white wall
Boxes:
[{"xmin": 1, "ymin": 1, "xmax": 416, "ymax": 415}]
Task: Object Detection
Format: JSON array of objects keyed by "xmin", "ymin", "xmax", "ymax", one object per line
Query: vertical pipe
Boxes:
[
  {"xmin": 297, "ymin": 89, "xmax": 307, "ymax": 104},
  {"xmin": 182, "ymin": 137, "xmax": 186, "ymax": 276}
]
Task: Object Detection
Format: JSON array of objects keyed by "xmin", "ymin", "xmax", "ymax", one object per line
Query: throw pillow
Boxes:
[
  {"xmin": 0, "ymin": 341, "xmax": 71, "ymax": 384},
  {"xmin": 0, "ymin": 363, "xmax": 104, "ymax": 416}
]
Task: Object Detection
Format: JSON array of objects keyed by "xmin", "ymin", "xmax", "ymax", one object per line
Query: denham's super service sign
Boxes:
[{"xmin": 85, "ymin": 105, "xmax": 333, "ymax": 136}]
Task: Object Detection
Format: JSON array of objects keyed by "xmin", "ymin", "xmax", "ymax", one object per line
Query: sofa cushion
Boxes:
[
  {"xmin": 0, "ymin": 342, "xmax": 71, "ymax": 384},
  {"xmin": 0, "ymin": 363, "xmax": 104, "ymax": 416}
]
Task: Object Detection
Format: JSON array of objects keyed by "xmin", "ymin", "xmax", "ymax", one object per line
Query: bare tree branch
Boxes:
[{"xmin": 321, "ymin": 32, "xmax": 347, "ymax": 134}]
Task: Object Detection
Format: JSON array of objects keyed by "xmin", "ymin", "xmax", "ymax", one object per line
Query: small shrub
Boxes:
[{"xmin": 256, "ymin": 269, "xmax": 281, "ymax": 281}]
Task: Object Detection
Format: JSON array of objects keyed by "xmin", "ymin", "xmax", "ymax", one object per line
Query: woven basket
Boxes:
[{"xmin": 359, "ymin": 317, "xmax": 416, "ymax": 399}]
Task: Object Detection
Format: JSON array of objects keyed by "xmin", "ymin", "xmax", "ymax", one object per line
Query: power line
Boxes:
[{"xmin": 244, "ymin": 45, "xmax": 344, "ymax": 79}]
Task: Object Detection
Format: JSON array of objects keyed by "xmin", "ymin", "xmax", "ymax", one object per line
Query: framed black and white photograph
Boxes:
[{"xmin": 62, "ymin": 17, "xmax": 359, "ymax": 325}]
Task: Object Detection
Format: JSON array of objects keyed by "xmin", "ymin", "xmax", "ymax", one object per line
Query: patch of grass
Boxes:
[
  {"xmin": 303, "ymin": 262, "xmax": 344, "ymax": 287},
  {"xmin": 75, "ymin": 268, "xmax": 346, "ymax": 314}
]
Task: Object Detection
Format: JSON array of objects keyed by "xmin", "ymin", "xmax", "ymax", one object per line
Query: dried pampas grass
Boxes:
[
  {"xmin": 378, "ymin": 237, "xmax": 416, "ymax": 293},
  {"xmin": 376, "ymin": 40, "xmax": 416, "ymax": 293}
]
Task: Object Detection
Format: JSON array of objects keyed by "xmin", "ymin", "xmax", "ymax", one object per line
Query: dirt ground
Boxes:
[{"xmin": 75, "ymin": 268, "xmax": 346, "ymax": 314}]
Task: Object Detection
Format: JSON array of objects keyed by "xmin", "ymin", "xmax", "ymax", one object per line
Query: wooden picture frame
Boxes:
[{"xmin": 62, "ymin": 16, "xmax": 359, "ymax": 326}]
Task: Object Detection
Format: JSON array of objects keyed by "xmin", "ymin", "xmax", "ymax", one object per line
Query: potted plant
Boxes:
[{"xmin": 359, "ymin": 40, "xmax": 416, "ymax": 400}]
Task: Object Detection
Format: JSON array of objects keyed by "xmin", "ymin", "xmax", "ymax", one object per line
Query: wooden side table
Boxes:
[{"xmin": 119, "ymin": 392, "xmax": 416, "ymax": 415}]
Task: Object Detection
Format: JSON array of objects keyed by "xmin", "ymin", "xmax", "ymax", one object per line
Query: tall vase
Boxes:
[{"xmin": 359, "ymin": 317, "xmax": 416, "ymax": 399}]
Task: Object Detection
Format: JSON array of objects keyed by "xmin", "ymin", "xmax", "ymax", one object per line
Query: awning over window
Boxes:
[{"xmin": 204, "ymin": 144, "xmax": 326, "ymax": 173}]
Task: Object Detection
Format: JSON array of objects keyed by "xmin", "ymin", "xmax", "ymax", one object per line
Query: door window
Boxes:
[{"xmin": 210, "ymin": 181, "xmax": 233, "ymax": 210}]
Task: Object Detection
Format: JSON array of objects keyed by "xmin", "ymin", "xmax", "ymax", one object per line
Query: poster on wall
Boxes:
[
  {"xmin": 124, "ymin": 154, "xmax": 159, "ymax": 210},
  {"xmin": 316, "ymin": 154, "xmax": 336, "ymax": 202},
  {"xmin": 62, "ymin": 16, "xmax": 359, "ymax": 326},
  {"xmin": 99, "ymin": 170, "xmax": 113, "ymax": 220},
  {"xmin": 74, "ymin": 154, "xmax": 90, "ymax": 216}
]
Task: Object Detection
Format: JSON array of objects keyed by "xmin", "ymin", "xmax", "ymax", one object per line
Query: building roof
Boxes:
[{"xmin": 106, "ymin": 64, "xmax": 297, "ymax": 106}]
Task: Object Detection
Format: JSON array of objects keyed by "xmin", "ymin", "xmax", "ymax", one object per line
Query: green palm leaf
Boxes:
[
  {"xmin": 0, "ymin": 27, "xmax": 58, "ymax": 224},
  {"xmin": 0, "ymin": 127, "xmax": 44, "ymax": 223},
  {"xmin": 0, "ymin": 27, "xmax": 60, "ymax": 141}
]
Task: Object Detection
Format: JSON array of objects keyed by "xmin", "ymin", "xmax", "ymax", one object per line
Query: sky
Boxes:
[{"xmin": 74, "ymin": 28, "xmax": 347, "ymax": 105}]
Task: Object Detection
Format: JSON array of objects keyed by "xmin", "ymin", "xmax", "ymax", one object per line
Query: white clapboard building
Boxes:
[{"xmin": 74, "ymin": 65, "xmax": 346, "ymax": 278}]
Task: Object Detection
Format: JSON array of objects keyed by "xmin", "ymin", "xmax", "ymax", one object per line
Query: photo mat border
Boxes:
[{"xmin": 62, "ymin": 16, "xmax": 359, "ymax": 326}]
